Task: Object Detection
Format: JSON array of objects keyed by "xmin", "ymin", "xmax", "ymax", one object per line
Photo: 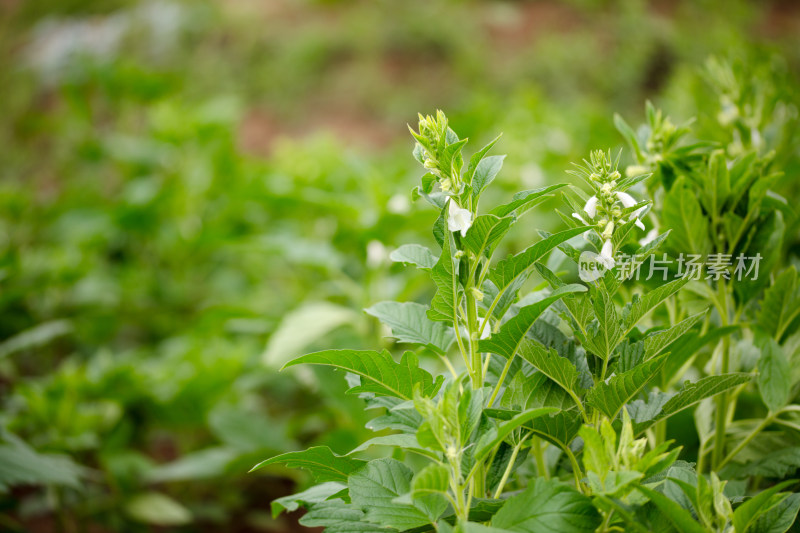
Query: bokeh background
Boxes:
[{"xmin": 1, "ymin": 0, "xmax": 799, "ymax": 531}]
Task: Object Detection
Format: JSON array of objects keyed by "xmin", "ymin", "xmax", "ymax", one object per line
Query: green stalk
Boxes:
[
  {"xmin": 493, "ymin": 435, "xmax": 529, "ymax": 498},
  {"xmin": 718, "ymin": 413, "xmax": 775, "ymax": 470},
  {"xmin": 532, "ymin": 437, "xmax": 549, "ymax": 480},
  {"xmin": 712, "ymin": 278, "xmax": 730, "ymax": 470}
]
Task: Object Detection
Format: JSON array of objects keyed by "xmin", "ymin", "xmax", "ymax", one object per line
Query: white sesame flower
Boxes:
[
  {"xmin": 572, "ymin": 213, "xmax": 588, "ymax": 224},
  {"xmin": 616, "ymin": 191, "xmax": 646, "ymax": 230},
  {"xmin": 447, "ymin": 200, "xmax": 473, "ymax": 237},
  {"xmin": 598, "ymin": 239, "xmax": 616, "ymax": 269},
  {"xmin": 583, "ymin": 196, "xmax": 599, "ymax": 218}
]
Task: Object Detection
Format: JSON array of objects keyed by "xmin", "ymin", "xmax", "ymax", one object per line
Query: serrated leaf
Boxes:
[
  {"xmin": 479, "ymin": 285, "xmax": 587, "ymax": 360},
  {"xmin": 642, "ymin": 311, "xmax": 706, "ymax": 360},
  {"xmin": 348, "ymin": 434, "xmax": 436, "ymax": 459},
  {"xmin": 758, "ymin": 267, "xmax": 799, "ymax": 339},
  {"xmin": 300, "ymin": 501, "xmax": 397, "ymax": 533},
  {"xmin": 472, "ymin": 155, "xmax": 506, "ymax": 201},
  {"xmin": 390, "ymin": 244, "xmax": 438, "ymax": 270},
  {"xmin": 528, "ymin": 410, "xmax": 583, "ymax": 448},
  {"xmin": 283, "ymin": 350, "xmax": 443, "ymax": 400},
  {"xmin": 750, "ymin": 492, "xmax": 800, "ymax": 533},
  {"xmin": 250, "ymin": 446, "xmax": 366, "ymax": 483},
  {"xmin": 634, "ymin": 374, "xmax": 752, "ymax": 431},
  {"xmin": 724, "ymin": 447, "xmax": 800, "ymax": 480},
  {"xmin": 463, "ymin": 214, "xmax": 514, "ymax": 257},
  {"xmin": 489, "ymin": 227, "xmax": 590, "ymax": 302},
  {"xmin": 662, "ymin": 177, "xmax": 710, "ymax": 255},
  {"xmin": 474, "ymin": 408, "xmax": 557, "ymax": 464},
  {"xmin": 623, "ymin": 277, "xmax": 691, "ymax": 333},
  {"xmin": 365, "ymin": 301, "xmax": 455, "ymax": 354},
  {"xmin": 587, "ymin": 289, "xmax": 621, "ymax": 360},
  {"xmin": 732, "ymin": 480, "xmax": 796, "ymax": 533},
  {"xmin": 586, "ymin": 354, "xmax": 667, "ymax": 419},
  {"xmin": 518, "ymin": 340, "xmax": 581, "ymax": 398},
  {"xmin": 636, "ymin": 485, "xmax": 706, "ymax": 533},
  {"xmin": 349, "ymin": 458, "xmax": 434, "ymax": 529},
  {"xmin": 271, "ymin": 482, "xmax": 345, "ymax": 518},
  {"xmin": 492, "ymin": 478, "xmax": 602, "ymax": 533},
  {"xmin": 429, "ymin": 230, "xmax": 459, "ymax": 323}
]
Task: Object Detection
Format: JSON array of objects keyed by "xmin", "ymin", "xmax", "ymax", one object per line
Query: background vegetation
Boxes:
[{"xmin": 0, "ymin": 0, "xmax": 798, "ymax": 531}]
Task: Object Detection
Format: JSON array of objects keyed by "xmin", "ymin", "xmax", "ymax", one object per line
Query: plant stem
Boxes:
[
  {"xmin": 487, "ymin": 356, "xmax": 513, "ymax": 407},
  {"xmin": 493, "ymin": 435, "xmax": 528, "ymax": 498},
  {"xmin": 718, "ymin": 413, "xmax": 775, "ymax": 470},
  {"xmin": 532, "ymin": 436, "xmax": 549, "ymax": 480},
  {"xmin": 712, "ymin": 278, "xmax": 731, "ymax": 470}
]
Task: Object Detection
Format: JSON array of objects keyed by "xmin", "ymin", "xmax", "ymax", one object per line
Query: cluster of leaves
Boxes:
[{"xmin": 256, "ymin": 104, "xmax": 800, "ymax": 532}]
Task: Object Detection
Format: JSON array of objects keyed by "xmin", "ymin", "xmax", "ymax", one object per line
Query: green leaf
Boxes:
[
  {"xmin": 283, "ymin": 349, "xmax": 443, "ymax": 400},
  {"xmin": 705, "ymin": 150, "xmax": 730, "ymax": 217},
  {"xmin": 349, "ymin": 458, "xmax": 433, "ymax": 529},
  {"xmin": 642, "ymin": 311, "xmax": 707, "ymax": 360},
  {"xmin": 732, "ymin": 480, "xmax": 796, "ymax": 533},
  {"xmin": 479, "ymin": 285, "xmax": 587, "ymax": 360},
  {"xmin": 365, "ymin": 301, "xmax": 455, "ymax": 354},
  {"xmin": 490, "ymin": 184, "xmax": 568, "ymax": 218},
  {"xmin": 262, "ymin": 301, "xmax": 358, "ymax": 367},
  {"xmin": 750, "ymin": 492, "xmax": 800, "ymax": 533},
  {"xmin": 492, "ymin": 478, "xmax": 602, "ymax": 533},
  {"xmin": 271, "ymin": 482, "xmax": 345, "ymax": 518},
  {"xmin": 623, "ymin": 277, "xmax": 691, "ymax": 333},
  {"xmin": 518, "ymin": 340, "xmax": 581, "ymax": 399},
  {"xmin": 390, "ymin": 244, "xmax": 439, "ymax": 270},
  {"xmin": 587, "ymin": 289, "xmax": 621, "ymax": 360},
  {"xmin": 348, "ymin": 434, "xmax": 437, "ymax": 460},
  {"xmin": 614, "ymin": 113, "xmax": 643, "ymax": 161},
  {"xmin": 300, "ymin": 501, "xmax": 397, "ymax": 533},
  {"xmin": 489, "ymin": 227, "xmax": 590, "ymax": 301},
  {"xmin": 662, "ymin": 177, "xmax": 711, "ymax": 255},
  {"xmin": 634, "ymin": 374, "xmax": 752, "ymax": 431},
  {"xmin": 250, "ymin": 446, "xmax": 366, "ymax": 483},
  {"xmin": 429, "ymin": 230, "xmax": 459, "ymax": 323},
  {"xmin": 636, "ymin": 485, "xmax": 705, "ymax": 533},
  {"xmin": 474, "ymin": 408, "xmax": 557, "ymax": 465},
  {"xmin": 758, "ymin": 267, "xmax": 799, "ymax": 339},
  {"xmin": 0, "ymin": 435, "xmax": 84, "ymax": 491},
  {"xmin": 472, "ymin": 155, "xmax": 506, "ymax": 201},
  {"xmin": 757, "ymin": 335, "xmax": 791, "ymax": 412},
  {"xmin": 125, "ymin": 492, "xmax": 192, "ymax": 527},
  {"xmin": 586, "ymin": 354, "xmax": 667, "ymax": 419},
  {"xmin": 466, "ymin": 134, "xmax": 502, "ymax": 185},
  {"xmin": 410, "ymin": 464, "xmax": 450, "ymax": 522},
  {"xmin": 528, "ymin": 411, "xmax": 583, "ymax": 449},
  {"xmin": 723, "ymin": 447, "xmax": 800, "ymax": 479},
  {"xmin": 463, "ymin": 214, "xmax": 514, "ymax": 257}
]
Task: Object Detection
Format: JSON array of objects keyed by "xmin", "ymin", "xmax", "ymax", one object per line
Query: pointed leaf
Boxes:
[
  {"xmin": 251, "ymin": 446, "xmax": 366, "ymax": 483},
  {"xmin": 586, "ymin": 354, "xmax": 668, "ymax": 419},
  {"xmin": 365, "ymin": 301, "xmax": 455, "ymax": 354},
  {"xmin": 390, "ymin": 244, "xmax": 438, "ymax": 270},
  {"xmin": 429, "ymin": 231, "xmax": 459, "ymax": 323},
  {"xmin": 463, "ymin": 214, "xmax": 514, "ymax": 257},
  {"xmin": 283, "ymin": 350, "xmax": 443, "ymax": 400},
  {"xmin": 349, "ymin": 458, "xmax": 433, "ymax": 530},
  {"xmin": 479, "ymin": 285, "xmax": 587, "ymax": 360},
  {"xmin": 489, "ymin": 227, "xmax": 590, "ymax": 301},
  {"xmin": 492, "ymin": 478, "xmax": 602, "ymax": 533},
  {"xmin": 490, "ymin": 184, "xmax": 568, "ymax": 218},
  {"xmin": 472, "ymin": 155, "xmax": 506, "ymax": 201}
]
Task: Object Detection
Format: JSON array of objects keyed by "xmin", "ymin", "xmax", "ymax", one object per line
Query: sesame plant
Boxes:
[
  {"xmin": 253, "ymin": 110, "xmax": 799, "ymax": 532},
  {"xmin": 615, "ymin": 57, "xmax": 800, "ymax": 488}
]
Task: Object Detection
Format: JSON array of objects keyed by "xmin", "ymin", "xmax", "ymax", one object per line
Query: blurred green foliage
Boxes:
[{"xmin": 0, "ymin": 0, "xmax": 797, "ymax": 531}]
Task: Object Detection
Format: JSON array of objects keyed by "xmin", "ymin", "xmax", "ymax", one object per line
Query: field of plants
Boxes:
[{"xmin": 1, "ymin": 0, "xmax": 800, "ymax": 532}]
